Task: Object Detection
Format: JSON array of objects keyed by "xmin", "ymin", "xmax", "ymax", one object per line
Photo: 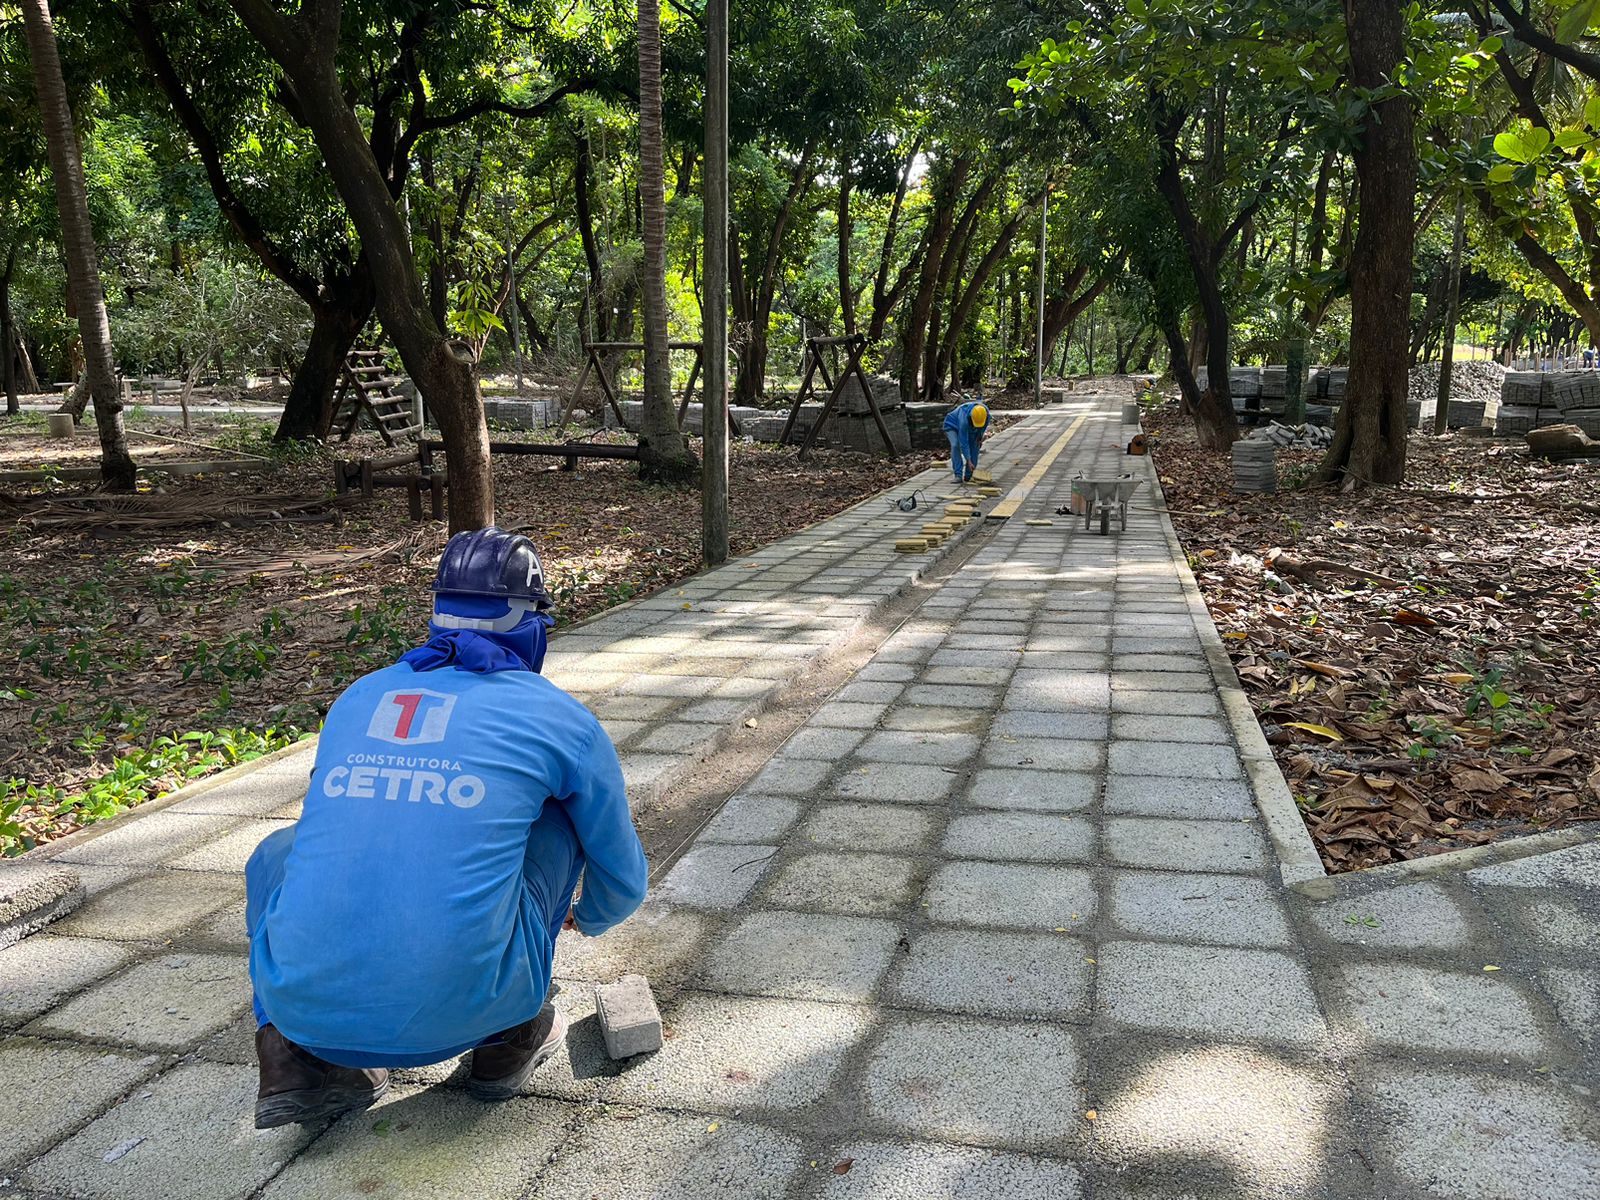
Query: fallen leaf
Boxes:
[
  {"xmin": 832, "ymin": 1158, "xmax": 855, "ymax": 1175},
  {"xmin": 1283, "ymin": 721, "xmax": 1344, "ymax": 741},
  {"xmin": 1084, "ymin": 1109, "xmax": 1098, "ymax": 1121}
]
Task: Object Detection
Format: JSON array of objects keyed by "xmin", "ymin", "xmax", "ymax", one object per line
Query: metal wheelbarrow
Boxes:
[{"xmin": 1070, "ymin": 473, "xmax": 1142, "ymax": 535}]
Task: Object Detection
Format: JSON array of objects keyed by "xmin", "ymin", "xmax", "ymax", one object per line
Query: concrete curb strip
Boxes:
[{"xmin": 0, "ymin": 860, "xmax": 86, "ymax": 948}]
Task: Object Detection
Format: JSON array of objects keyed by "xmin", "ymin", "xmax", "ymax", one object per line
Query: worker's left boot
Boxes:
[
  {"xmin": 468, "ymin": 1003, "xmax": 567, "ymax": 1100},
  {"xmin": 254, "ymin": 1025, "xmax": 389, "ymax": 1129}
]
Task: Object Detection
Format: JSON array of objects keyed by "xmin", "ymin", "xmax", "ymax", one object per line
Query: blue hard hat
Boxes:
[{"xmin": 431, "ymin": 527, "xmax": 553, "ymax": 633}]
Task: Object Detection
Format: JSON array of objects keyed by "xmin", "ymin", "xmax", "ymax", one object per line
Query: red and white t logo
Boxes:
[{"xmin": 366, "ymin": 689, "xmax": 456, "ymax": 745}]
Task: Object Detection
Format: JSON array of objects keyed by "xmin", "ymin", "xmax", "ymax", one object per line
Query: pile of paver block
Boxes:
[
  {"xmin": 903, "ymin": 402, "xmax": 953, "ymax": 451},
  {"xmin": 1495, "ymin": 371, "xmax": 1597, "ymax": 436}
]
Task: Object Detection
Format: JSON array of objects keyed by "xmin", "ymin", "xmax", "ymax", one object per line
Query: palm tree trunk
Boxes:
[
  {"xmin": 635, "ymin": 0, "xmax": 696, "ymax": 481},
  {"xmin": 21, "ymin": 0, "xmax": 135, "ymax": 488}
]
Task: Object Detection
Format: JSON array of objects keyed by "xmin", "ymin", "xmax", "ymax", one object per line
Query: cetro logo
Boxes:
[{"xmin": 366, "ymin": 689, "xmax": 456, "ymax": 745}]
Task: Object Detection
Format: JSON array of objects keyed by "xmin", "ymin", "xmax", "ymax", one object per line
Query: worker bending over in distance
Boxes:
[
  {"xmin": 944, "ymin": 399, "xmax": 989, "ymax": 483},
  {"xmin": 244, "ymin": 527, "xmax": 647, "ymax": 1128}
]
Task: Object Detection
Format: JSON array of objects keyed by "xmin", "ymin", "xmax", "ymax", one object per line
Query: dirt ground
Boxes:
[
  {"xmin": 0, "ymin": 408, "xmax": 952, "ymax": 853},
  {"xmin": 1150, "ymin": 404, "xmax": 1600, "ymax": 873}
]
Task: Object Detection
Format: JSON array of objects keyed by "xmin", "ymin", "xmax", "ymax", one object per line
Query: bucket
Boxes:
[{"xmin": 47, "ymin": 413, "xmax": 75, "ymax": 439}]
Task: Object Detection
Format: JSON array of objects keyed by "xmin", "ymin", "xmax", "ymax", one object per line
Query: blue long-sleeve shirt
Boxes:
[
  {"xmin": 248, "ymin": 661, "xmax": 647, "ymax": 1058},
  {"xmin": 943, "ymin": 401, "xmax": 985, "ymax": 467}
]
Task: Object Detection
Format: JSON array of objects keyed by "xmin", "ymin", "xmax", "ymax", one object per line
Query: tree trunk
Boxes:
[
  {"xmin": 277, "ymin": 291, "xmax": 371, "ymax": 440},
  {"xmin": 1315, "ymin": 0, "xmax": 1415, "ymax": 488},
  {"xmin": 228, "ymin": 0, "xmax": 490, "ymax": 530},
  {"xmin": 2, "ymin": 246, "xmax": 17, "ymax": 415},
  {"xmin": 1160, "ymin": 314, "xmax": 1203, "ymax": 414},
  {"xmin": 22, "ymin": 0, "xmax": 135, "ymax": 487},
  {"xmin": 635, "ymin": 0, "xmax": 695, "ymax": 480},
  {"xmin": 899, "ymin": 155, "xmax": 971, "ymax": 404},
  {"xmin": 574, "ymin": 134, "xmax": 609, "ymax": 343},
  {"xmin": 837, "ymin": 163, "xmax": 854, "ymax": 333},
  {"xmin": 733, "ymin": 144, "xmax": 815, "ymax": 406},
  {"xmin": 866, "ymin": 136, "xmax": 922, "ymax": 344},
  {"xmin": 936, "ymin": 198, "xmax": 1036, "ymax": 390}
]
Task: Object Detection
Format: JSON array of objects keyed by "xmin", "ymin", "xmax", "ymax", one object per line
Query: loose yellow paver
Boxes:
[{"xmin": 987, "ymin": 414, "xmax": 1088, "ymax": 522}]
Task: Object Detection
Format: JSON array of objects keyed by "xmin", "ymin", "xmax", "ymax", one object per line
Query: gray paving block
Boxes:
[
  {"xmin": 1014, "ymin": 652, "xmax": 1111, "ymax": 672},
  {"xmin": 759, "ymin": 851, "xmax": 921, "ymax": 916},
  {"xmin": 1025, "ymin": 631, "xmax": 1109, "ymax": 653},
  {"xmin": 1108, "ymin": 742, "xmax": 1241, "ymax": 780},
  {"xmin": 163, "ymin": 755, "xmax": 313, "ymax": 817},
  {"xmin": 1103, "ymin": 776, "xmax": 1255, "ymax": 819},
  {"xmin": 1110, "ymin": 690, "xmax": 1223, "ymax": 717},
  {"xmin": 52, "ymin": 812, "xmax": 246, "ymax": 868},
  {"xmin": 798, "ymin": 803, "xmax": 937, "ymax": 854},
  {"xmin": 980, "ymin": 738, "xmax": 1104, "ymax": 773},
  {"xmin": 0, "ymin": 1038, "xmax": 156, "ymax": 1170},
  {"xmin": 857, "ymin": 730, "xmax": 981, "ymax": 766},
  {"xmin": 1089, "ymin": 1036, "xmax": 1336, "ymax": 1199},
  {"xmin": 811, "ymin": 701, "xmax": 893, "ymax": 727},
  {"xmin": 533, "ymin": 1109, "xmax": 807, "ymax": 1199},
  {"xmin": 889, "ymin": 930, "xmax": 1092, "ymax": 1019},
  {"xmin": 261, "ymin": 1084, "xmax": 573, "ymax": 1199},
  {"xmin": 1466, "ymin": 840, "xmax": 1600, "ymax": 888},
  {"xmin": 1323, "ymin": 962, "xmax": 1554, "ymax": 1061},
  {"xmin": 0, "ymin": 934, "xmax": 135, "ymax": 1029},
  {"xmin": 967, "ymin": 769, "xmax": 1098, "ymax": 814},
  {"xmin": 942, "ymin": 812, "xmax": 1094, "ymax": 864},
  {"xmin": 878, "ymin": 706, "xmax": 989, "ymax": 733},
  {"xmin": 27, "ymin": 952, "xmax": 249, "ymax": 1051},
  {"xmin": 700, "ymin": 911, "xmax": 900, "ymax": 1002},
  {"xmin": 920, "ymin": 665, "xmax": 1016, "ymax": 687},
  {"xmin": 928, "ymin": 649, "xmax": 1022, "ymax": 671},
  {"xmin": 1113, "ymin": 653, "xmax": 1208, "ymax": 673},
  {"xmin": 830, "ymin": 762, "xmax": 959, "ymax": 805},
  {"xmin": 923, "ymin": 862, "xmax": 1096, "ymax": 931},
  {"xmin": 1112, "ymin": 671, "xmax": 1212, "ymax": 692},
  {"xmin": 991, "ymin": 711, "xmax": 1110, "ymax": 741},
  {"xmin": 744, "ymin": 758, "xmax": 832, "ymax": 795},
  {"xmin": 1360, "ymin": 1064, "xmax": 1600, "ymax": 1199},
  {"xmin": 24, "ymin": 1060, "xmax": 315, "ymax": 1199},
  {"xmin": 1306, "ymin": 882, "xmax": 1478, "ymax": 951},
  {"xmin": 596, "ymin": 973, "xmax": 664, "ymax": 1057},
  {"xmin": 1541, "ymin": 967, "xmax": 1600, "ymax": 1044},
  {"xmin": 165, "ymin": 819, "xmax": 295, "ymax": 873},
  {"xmin": 1110, "ymin": 714, "xmax": 1231, "ymax": 744},
  {"xmin": 655, "ymin": 844, "xmax": 776, "ymax": 910},
  {"xmin": 1097, "ymin": 941, "xmax": 1326, "ymax": 1046},
  {"xmin": 862, "ymin": 1015, "xmax": 1083, "ymax": 1149},
  {"xmin": 51, "ymin": 869, "xmax": 242, "ymax": 943},
  {"xmin": 1002, "ymin": 672, "xmax": 1111, "ymax": 713},
  {"xmin": 702, "ymin": 795, "xmax": 804, "ymax": 844},
  {"xmin": 1505, "ymin": 894, "xmax": 1600, "ymax": 952},
  {"xmin": 1107, "ymin": 871, "xmax": 1292, "ymax": 947},
  {"xmin": 783, "ymin": 728, "xmax": 870, "ymax": 760},
  {"xmin": 805, "ymin": 1139, "xmax": 1084, "ymax": 1199},
  {"xmin": 0, "ymin": 862, "xmax": 85, "ymax": 948},
  {"xmin": 1103, "ymin": 818, "xmax": 1265, "ymax": 873},
  {"xmin": 606, "ymin": 993, "xmax": 871, "ymax": 1112}
]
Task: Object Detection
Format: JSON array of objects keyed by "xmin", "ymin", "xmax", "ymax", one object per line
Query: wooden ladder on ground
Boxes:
[{"xmin": 330, "ymin": 349, "xmax": 420, "ymax": 445}]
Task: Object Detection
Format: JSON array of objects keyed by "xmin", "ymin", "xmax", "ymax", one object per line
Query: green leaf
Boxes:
[
  {"xmin": 1585, "ymin": 94, "xmax": 1600, "ymax": 129},
  {"xmin": 1486, "ymin": 162, "xmax": 1517, "ymax": 183},
  {"xmin": 1555, "ymin": 129, "xmax": 1591, "ymax": 150},
  {"xmin": 1557, "ymin": 0, "xmax": 1600, "ymax": 44},
  {"xmin": 1495, "ymin": 127, "xmax": 1551, "ymax": 163}
]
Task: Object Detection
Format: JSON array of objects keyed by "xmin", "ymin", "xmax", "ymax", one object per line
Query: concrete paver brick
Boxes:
[
  {"xmin": 923, "ymin": 861, "xmax": 1096, "ymax": 930},
  {"xmin": 835, "ymin": 682, "xmax": 907, "ymax": 704},
  {"xmin": 1002, "ymin": 672, "xmax": 1111, "ymax": 713},
  {"xmin": 0, "ymin": 862, "xmax": 85, "ymax": 949},
  {"xmin": 1111, "ymin": 671, "xmax": 1213, "ymax": 692},
  {"xmin": 655, "ymin": 844, "xmax": 776, "ymax": 910},
  {"xmin": 805, "ymin": 1139, "xmax": 1084, "ymax": 1199},
  {"xmin": 1103, "ymin": 817, "xmax": 1265, "ymax": 873},
  {"xmin": 1504, "ymin": 894, "xmax": 1600, "ymax": 952},
  {"xmin": 811, "ymin": 702, "xmax": 894, "ymax": 728},
  {"xmin": 1323, "ymin": 962, "xmax": 1555, "ymax": 1061},
  {"xmin": 1540, "ymin": 967, "xmax": 1600, "ymax": 1043},
  {"xmin": 967, "ymin": 769, "xmax": 1099, "ymax": 814},
  {"xmin": 831, "ymin": 763, "xmax": 960, "ymax": 805},
  {"xmin": 798, "ymin": 803, "xmax": 938, "ymax": 854},
  {"xmin": 759, "ymin": 851, "xmax": 921, "ymax": 916},
  {"xmin": 991, "ymin": 711, "xmax": 1110, "ymax": 742},
  {"xmin": 1112, "ymin": 653, "xmax": 1208, "ymax": 673},
  {"xmin": 27, "ymin": 952, "xmax": 249, "ymax": 1051},
  {"xmin": 596, "ymin": 973, "xmax": 665, "ymax": 1058},
  {"xmin": 889, "ymin": 930, "xmax": 1092, "ymax": 1019},
  {"xmin": 878, "ymin": 706, "xmax": 988, "ymax": 733},
  {"xmin": 920, "ymin": 665, "xmax": 1016, "ymax": 687},
  {"xmin": 782, "ymin": 728, "xmax": 870, "ymax": 760},
  {"xmin": 1360, "ymin": 1064, "xmax": 1600, "ymax": 1200},
  {"xmin": 166, "ymin": 819, "xmax": 295, "ymax": 873},
  {"xmin": 0, "ymin": 1038, "xmax": 156, "ymax": 1171},
  {"xmin": 1097, "ymin": 941, "xmax": 1326, "ymax": 1046},
  {"xmin": 744, "ymin": 758, "xmax": 833, "ymax": 795},
  {"xmin": 1110, "ymin": 714, "xmax": 1231, "ymax": 744},
  {"xmin": 533, "ymin": 1110, "xmax": 806, "ymax": 1200},
  {"xmin": 51, "ymin": 813, "xmax": 242, "ymax": 869},
  {"xmin": 51, "ymin": 870, "xmax": 241, "ymax": 943},
  {"xmin": 24, "ymin": 1060, "xmax": 315, "ymax": 1200},
  {"xmin": 1306, "ymin": 882, "xmax": 1479, "ymax": 952},
  {"xmin": 980, "ymin": 738, "xmax": 1104, "ymax": 773},
  {"xmin": 1102, "ymin": 776, "xmax": 1255, "ymax": 820},
  {"xmin": 606, "ymin": 993, "xmax": 871, "ymax": 1112},
  {"xmin": 941, "ymin": 812, "xmax": 1094, "ymax": 864},
  {"xmin": 0, "ymin": 935, "xmax": 135, "ymax": 1030},
  {"xmin": 1107, "ymin": 742, "xmax": 1242, "ymax": 780},
  {"xmin": 857, "ymin": 730, "xmax": 981, "ymax": 766},
  {"xmin": 1109, "ymin": 690, "xmax": 1223, "ymax": 717},
  {"xmin": 702, "ymin": 795, "xmax": 804, "ymax": 845},
  {"xmin": 1107, "ymin": 871, "xmax": 1292, "ymax": 947},
  {"xmin": 1465, "ymin": 840, "xmax": 1600, "ymax": 888},
  {"xmin": 861, "ymin": 1015, "xmax": 1083, "ymax": 1149},
  {"xmin": 700, "ymin": 911, "xmax": 900, "ymax": 1002}
]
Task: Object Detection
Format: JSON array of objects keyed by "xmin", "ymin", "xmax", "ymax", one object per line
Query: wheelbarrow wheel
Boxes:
[{"xmin": 1099, "ymin": 505, "xmax": 1110, "ymax": 536}]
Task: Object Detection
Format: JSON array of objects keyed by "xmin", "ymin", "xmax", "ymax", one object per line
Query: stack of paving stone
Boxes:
[
  {"xmin": 903, "ymin": 402, "xmax": 953, "ymax": 451},
  {"xmin": 1232, "ymin": 438, "xmax": 1276, "ymax": 492},
  {"xmin": 824, "ymin": 375, "xmax": 912, "ymax": 454},
  {"xmin": 1405, "ymin": 396, "xmax": 1438, "ymax": 430},
  {"xmin": 1251, "ymin": 422, "xmax": 1333, "ymax": 450},
  {"xmin": 1228, "ymin": 367, "xmax": 1263, "ymax": 412},
  {"xmin": 1550, "ymin": 370, "xmax": 1600, "ymax": 437},
  {"xmin": 1496, "ymin": 372, "xmax": 1567, "ymax": 436}
]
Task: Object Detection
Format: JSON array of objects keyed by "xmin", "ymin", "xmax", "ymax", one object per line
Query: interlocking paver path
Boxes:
[{"xmin": 4, "ymin": 395, "xmax": 1600, "ymax": 1200}]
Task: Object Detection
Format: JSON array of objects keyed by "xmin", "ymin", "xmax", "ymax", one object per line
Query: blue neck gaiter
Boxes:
[{"xmin": 399, "ymin": 609, "xmax": 553, "ymax": 675}]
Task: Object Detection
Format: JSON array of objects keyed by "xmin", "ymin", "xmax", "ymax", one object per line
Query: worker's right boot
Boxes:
[
  {"xmin": 468, "ymin": 1003, "xmax": 567, "ymax": 1101},
  {"xmin": 254, "ymin": 1024, "xmax": 389, "ymax": 1129}
]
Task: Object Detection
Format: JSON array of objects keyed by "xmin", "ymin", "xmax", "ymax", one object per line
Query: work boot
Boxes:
[
  {"xmin": 468, "ymin": 1003, "xmax": 567, "ymax": 1101},
  {"xmin": 254, "ymin": 1024, "xmax": 389, "ymax": 1129}
]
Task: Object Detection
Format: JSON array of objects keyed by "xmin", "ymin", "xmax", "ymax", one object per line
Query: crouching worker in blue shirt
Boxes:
[
  {"xmin": 244, "ymin": 528, "xmax": 648, "ymax": 1128},
  {"xmin": 943, "ymin": 400, "xmax": 989, "ymax": 483}
]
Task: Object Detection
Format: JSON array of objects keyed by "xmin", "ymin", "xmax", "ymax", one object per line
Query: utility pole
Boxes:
[
  {"xmin": 1034, "ymin": 186, "xmax": 1048, "ymax": 403},
  {"xmin": 702, "ymin": 0, "xmax": 730, "ymax": 565},
  {"xmin": 1433, "ymin": 190, "xmax": 1466, "ymax": 435},
  {"xmin": 501, "ymin": 196, "xmax": 524, "ymax": 392}
]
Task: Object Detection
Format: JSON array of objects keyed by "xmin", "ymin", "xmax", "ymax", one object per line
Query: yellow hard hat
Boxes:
[{"xmin": 971, "ymin": 404, "xmax": 989, "ymax": 429}]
